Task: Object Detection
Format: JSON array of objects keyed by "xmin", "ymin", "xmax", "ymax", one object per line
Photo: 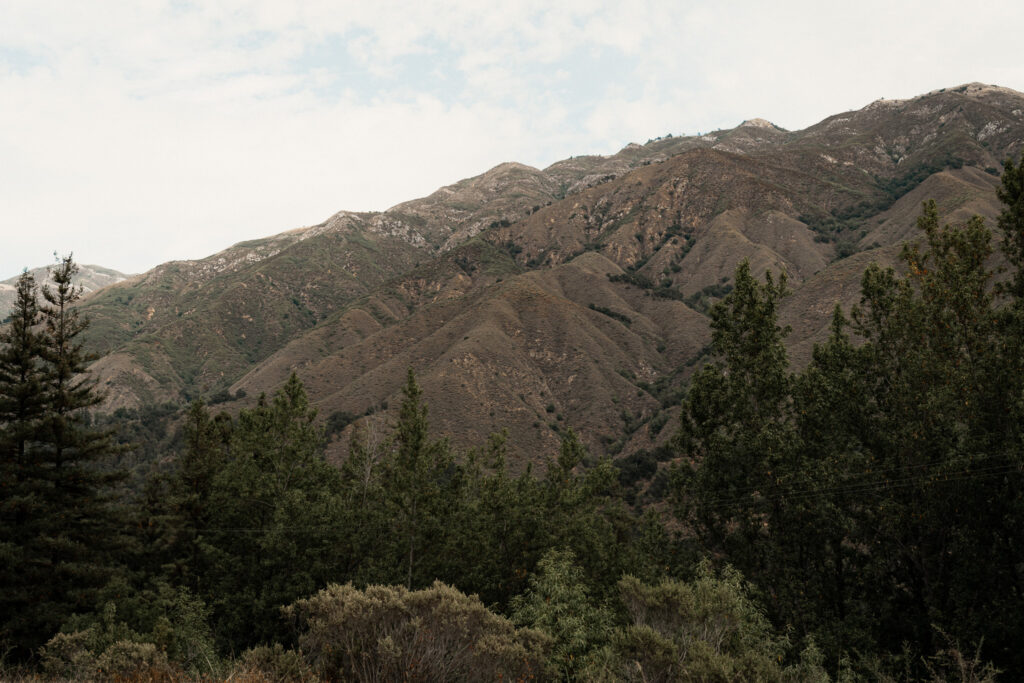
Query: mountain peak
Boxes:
[{"xmin": 739, "ymin": 118, "xmax": 777, "ymax": 129}]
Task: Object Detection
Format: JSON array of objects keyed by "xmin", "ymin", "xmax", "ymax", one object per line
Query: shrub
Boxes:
[
  {"xmin": 609, "ymin": 563, "xmax": 829, "ymax": 682},
  {"xmin": 239, "ymin": 644, "xmax": 316, "ymax": 683},
  {"xmin": 511, "ymin": 549, "xmax": 615, "ymax": 680},
  {"xmin": 40, "ymin": 631, "xmax": 172, "ymax": 682},
  {"xmin": 39, "ymin": 630, "xmax": 97, "ymax": 680},
  {"xmin": 285, "ymin": 581, "xmax": 548, "ymax": 682},
  {"xmin": 95, "ymin": 640, "xmax": 169, "ymax": 681}
]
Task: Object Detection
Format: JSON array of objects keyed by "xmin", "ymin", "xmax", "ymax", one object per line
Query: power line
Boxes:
[{"xmin": 692, "ymin": 459, "xmax": 1022, "ymax": 512}]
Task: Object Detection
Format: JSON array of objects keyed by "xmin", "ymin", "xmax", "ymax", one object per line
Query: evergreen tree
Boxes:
[
  {"xmin": 382, "ymin": 368, "xmax": 456, "ymax": 589},
  {"xmin": 845, "ymin": 202, "xmax": 1024, "ymax": 670},
  {"xmin": 0, "ymin": 256, "xmax": 124, "ymax": 658},
  {"xmin": 673, "ymin": 261, "xmax": 794, "ymax": 579},
  {"xmin": 0, "ymin": 271, "xmax": 46, "ymax": 465},
  {"xmin": 444, "ymin": 431, "xmax": 548, "ymax": 608},
  {"xmin": 541, "ymin": 429, "xmax": 629, "ymax": 595},
  {"xmin": 334, "ymin": 416, "xmax": 392, "ymax": 583},
  {"xmin": 136, "ymin": 400, "xmax": 231, "ymax": 591},
  {"xmin": 997, "ymin": 153, "xmax": 1024, "ymax": 299},
  {"xmin": 510, "ymin": 548, "xmax": 614, "ymax": 680},
  {"xmin": 0, "ymin": 271, "xmax": 49, "ymax": 658},
  {"xmin": 786, "ymin": 308, "xmax": 877, "ymax": 658},
  {"xmin": 201, "ymin": 373, "xmax": 344, "ymax": 651}
]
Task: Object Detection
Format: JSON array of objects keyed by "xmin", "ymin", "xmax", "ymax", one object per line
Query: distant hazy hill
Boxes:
[
  {"xmin": 75, "ymin": 82, "xmax": 1024, "ymax": 465},
  {"xmin": 0, "ymin": 264, "xmax": 129, "ymax": 319}
]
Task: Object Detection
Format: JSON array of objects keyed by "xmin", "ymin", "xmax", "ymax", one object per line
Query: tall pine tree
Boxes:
[
  {"xmin": 0, "ymin": 256, "xmax": 124, "ymax": 659},
  {"xmin": 0, "ymin": 271, "xmax": 49, "ymax": 658}
]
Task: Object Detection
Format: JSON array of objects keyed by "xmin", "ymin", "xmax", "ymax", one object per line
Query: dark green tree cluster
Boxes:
[
  {"xmin": 0, "ymin": 256, "xmax": 124, "ymax": 659},
  {"xmin": 115, "ymin": 367, "xmax": 643, "ymax": 665},
  {"xmin": 673, "ymin": 156, "xmax": 1024, "ymax": 676}
]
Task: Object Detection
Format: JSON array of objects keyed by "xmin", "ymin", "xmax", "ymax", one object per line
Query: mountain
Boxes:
[
  {"xmin": 74, "ymin": 82, "xmax": 1024, "ymax": 464},
  {"xmin": 0, "ymin": 264, "xmax": 129, "ymax": 318}
]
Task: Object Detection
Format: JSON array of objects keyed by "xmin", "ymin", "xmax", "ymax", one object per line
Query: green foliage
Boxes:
[
  {"xmin": 674, "ymin": 261, "xmax": 793, "ymax": 575},
  {"xmin": 382, "ymin": 368, "xmax": 456, "ymax": 590},
  {"xmin": 239, "ymin": 643, "xmax": 316, "ymax": 682},
  {"xmin": 511, "ymin": 549, "xmax": 615, "ymax": 680},
  {"xmin": 286, "ymin": 581, "xmax": 548, "ymax": 682},
  {"xmin": 673, "ymin": 200, "xmax": 1024, "ymax": 677},
  {"xmin": 0, "ymin": 256, "xmax": 126, "ymax": 660},
  {"xmin": 39, "ymin": 601, "xmax": 176, "ymax": 682},
  {"xmin": 610, "ymin": 563, "xmax": 826, "ymax": 682},
  {"xmin": 589, "ymin": 303, "xmax": 632, "ymax": 326},
  {"xmin": 840, "ymin": 201, "xmax": 1021, "ymax": 668},
  {"xmin": 799, "ymin": 153, "xmax": 966, "ymax": 245},
  {"xmin": 200, "ymin": 373, "xmax": 345, "ymax": 650},
  {"xmin": 324, "ymin": 408, "xmax": 356, "ymax": 439},
  {"xmin": 997, "ymin": 153, "xmax": 1024, "ymax": 299},
  {"xmin": 684, "ymin": 281, "xmax": 734, "ymax": 313},
  {"xmin": 607, "ymin": 270, "xmax": 686, "ymax": 300}
]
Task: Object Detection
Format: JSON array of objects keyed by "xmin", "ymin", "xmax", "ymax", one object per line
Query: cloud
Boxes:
[{"xmin": 1, "ymin": 0, "xmax": 1023, "ymax": 279}]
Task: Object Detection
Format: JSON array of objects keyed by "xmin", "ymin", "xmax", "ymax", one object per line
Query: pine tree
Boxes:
[
  {"xmin": 201, "ymin": 373, "xmax": 344, "ymax": 651},
  {"xmin": 0, "ymin": 271, "xmax": 49, "ymax": 658},
  {"xmin": 0, "ymin": 271, "xmax": 46, "ymax": 465},
  {"xmin": 383, "ymin": 368, "xmax": 455, "ymax": 589},
  {"xmin": 997, "ymin": 153, "xmax": 1024, "ymax": 299},
  {"xmin": 0, "ymin": 256, "xmax": 124, "ymax": 658},
  {"xmin": 673, "ymin": 261, "xmax": 794, "ymax": 577}
]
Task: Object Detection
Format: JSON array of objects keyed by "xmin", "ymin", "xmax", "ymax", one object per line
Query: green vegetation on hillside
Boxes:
[{"xmin": 3, "ymin": 157, "xmax": 1024, "ymax": 681}]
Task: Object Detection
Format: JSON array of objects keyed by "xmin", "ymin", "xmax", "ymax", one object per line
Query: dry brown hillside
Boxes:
[{"xmin": 70, "ymin": 82, "xmax": 1024, "ymax": 463}]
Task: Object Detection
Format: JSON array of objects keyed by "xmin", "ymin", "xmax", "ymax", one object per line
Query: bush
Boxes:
[
  {"xmin": 285, "ymin": 581, "xmax": 548, "ymax": 682},
  {"xmin": 608, "ymin": 563, "xmax": 829, "ymax": 682},
  {"xmin": 511, "ymin": 549, "xmax": 615, "ymax": 680},
  {"xmin": 40, "ymin": 631, "xmax": 172, "ymax": 682},
  {"xmin": 239, "ymin": 644, "xmax": 316, "ymax": 682},
  {"xmin": 95, "ymin": 640, "xmax": 169, "ymax": 681},
  {"xmin": 39, "ymin": 630, "xmax": 97, "ymax": 680}
]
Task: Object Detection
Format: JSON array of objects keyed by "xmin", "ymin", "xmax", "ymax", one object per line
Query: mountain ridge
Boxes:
[
  {"xmin": 32, "ymin": 81, "xmax": 1024, "ymax": 463},
  {"xmin": 0, "ymin": 263, "xmax": 130, "ymax": 318}
]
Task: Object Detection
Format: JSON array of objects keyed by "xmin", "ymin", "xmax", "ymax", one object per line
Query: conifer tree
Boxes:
[
  {"xmin": 0, "ymin": 256, "xmax": 123, "ymax": 658},
  {"xmin": 0, "ymin": 271, "xmax": 46, "ymax": 465},
  {"xmin": 383, "ymin": 368, "xmax": 455, "ymax": 589},
  {"xmin": 997, "ymin": 153, "xmax": 1024, "ymax": 299},
  {"xmin": 833, "ymin": 201, "xmax": 1019, "ymax": 666},
  {"xmin": 201, "ymin": 373, "xmax": 344, "ymax": 651},
  {"xmin": 0, "ymin": 271, "xmax": 48, "ymax": 657},
  {"xmin": 674, "ymin": 261, "xmax": 794, "ymax": 577}
]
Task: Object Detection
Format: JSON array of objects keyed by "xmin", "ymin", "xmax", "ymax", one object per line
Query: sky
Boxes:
[{"xmin": 2, "ymin": 1, "xmax": 1023, "ymax": 281}]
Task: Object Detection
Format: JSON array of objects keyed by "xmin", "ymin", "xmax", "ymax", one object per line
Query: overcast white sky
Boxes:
[{"xmin": 2, "ymin": 0, "xmax": 1023, "ymax": 280}]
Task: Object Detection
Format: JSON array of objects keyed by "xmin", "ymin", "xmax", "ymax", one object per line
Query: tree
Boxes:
[
  {"xmin": 540, "ymin": 429, "xmax": 629, "ymax": 595},
  {"xmin": 510, "ymin": 548, "xmax": 614, "ymax": 680},
  {"xmin": 0, "ymin": 271, "xmax": 46, "ymax": 466},
  {"xmin": 673, "ymin": 261, "xmax": 794, "ymax": 579},
  {"xmin": 0, "ymin": 255, "xmax": 124, "ymax": 659},
  {"xmin": 0, "ymin": 271, "xmax": 48, "ymax": 657},
  {"xmin": 382, "ymin": 368, "xmax": 456, "ymax": 590},
  {"xmin": 844, "ymin": 202, "xmax": 1024, "ymax": 670},
  {"xmin": 996, "ymin": 153, "xmax": 1024, "ymax": 300},
  {"xmin": 135, "ymin": 400, "xmax": 231, "ymax": 591},
  {"xmin": 786, "ymin": 308, "xmax": 877, "ymax": 658},
  {"xmin": 200, "ymin": 373, "xmax": 345, "ymax": 651}
]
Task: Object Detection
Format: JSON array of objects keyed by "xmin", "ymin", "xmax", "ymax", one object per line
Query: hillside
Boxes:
[
  {"xmin": 0, "ymin": 263, "xmax": 128, "ymax": 317},
  {"xmin": 72, "ymin": 82, "xmax": 1024, "ymax": 462}
]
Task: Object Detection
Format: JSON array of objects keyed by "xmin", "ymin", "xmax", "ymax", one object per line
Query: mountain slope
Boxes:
[
  {"xmin": 77, "ymin": 82, "xmax": 1024, "ymax": 461},
  {"xmin": 0, "ymin": 264, "xmax": 128, "ymax": 317}
]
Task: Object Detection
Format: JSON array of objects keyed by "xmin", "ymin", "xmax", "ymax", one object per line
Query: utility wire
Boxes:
[{"xmin": 694, "ymin": 460, "xmax": 1022, "ymax": 512}]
